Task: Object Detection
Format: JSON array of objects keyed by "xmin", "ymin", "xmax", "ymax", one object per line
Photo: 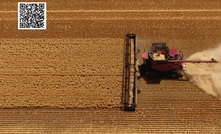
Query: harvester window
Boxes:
[{"xmin": 153, "ymin": 50, "xmax": 165, "ymax": 60}]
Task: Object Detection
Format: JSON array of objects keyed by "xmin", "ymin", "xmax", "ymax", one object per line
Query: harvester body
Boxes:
[{"xmin": 140, "ymin": 42, "xmax": 217, "ymax": 78}]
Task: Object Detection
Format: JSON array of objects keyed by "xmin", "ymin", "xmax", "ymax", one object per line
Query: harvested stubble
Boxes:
[{"xmin": 0, "ymin": 38, "xmax": 124, "ymax": 108}]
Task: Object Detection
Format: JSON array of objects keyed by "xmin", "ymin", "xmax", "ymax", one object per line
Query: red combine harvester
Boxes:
[
  {"xmin": 123, "ymin": 33, "xmax": 218, "ymax": 111},
  {"xmin": 139, "ymin": 42, "xmax": 217, "ymax": 78}
]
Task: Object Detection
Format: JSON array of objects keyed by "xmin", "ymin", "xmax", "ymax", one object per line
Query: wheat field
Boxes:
[{"xmin": 0, "ymin": 0, "xmax": 221, "ymax": 133}]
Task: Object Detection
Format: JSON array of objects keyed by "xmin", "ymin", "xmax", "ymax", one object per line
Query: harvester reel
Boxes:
[{"xmin": 123, "ymin": 33, "xmax": 138, "ymax": 111}]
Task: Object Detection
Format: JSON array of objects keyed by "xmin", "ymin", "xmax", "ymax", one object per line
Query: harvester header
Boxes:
[{"xmin": 123, "ymin": 33, "xmax": 138, "ymax": 111}]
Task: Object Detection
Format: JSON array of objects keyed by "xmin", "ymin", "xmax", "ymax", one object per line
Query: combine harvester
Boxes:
[{"xmin": 123, "ymin": 33, "xmax": 218, "ymax": 111}]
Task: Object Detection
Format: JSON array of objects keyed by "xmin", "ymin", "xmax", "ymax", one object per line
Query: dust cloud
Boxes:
[{"xmin": 184, "ymin": 45, "xmax": 221, "ymax": 97}]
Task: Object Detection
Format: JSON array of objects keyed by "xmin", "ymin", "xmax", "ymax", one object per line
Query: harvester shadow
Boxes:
[
  {"xmin": 138, "ymin": 76, "xmax": 161, "ymax": 84},
  {"xmin": 139, "ymin": 73, "xmax": 183, "ymax": 84}
]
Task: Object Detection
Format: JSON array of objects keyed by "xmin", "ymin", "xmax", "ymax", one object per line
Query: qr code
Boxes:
[{"xmin": 18, "ymin": 2, "xmax": 46, "ymax": 30}]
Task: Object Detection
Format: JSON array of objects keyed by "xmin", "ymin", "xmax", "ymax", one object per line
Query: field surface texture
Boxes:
[{"xmin": 0, "ymin": 0, "xmax": 221, "ymax": 133}]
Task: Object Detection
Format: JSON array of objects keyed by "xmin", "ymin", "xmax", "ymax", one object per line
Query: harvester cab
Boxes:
[
  {"xmin": 148, "ymin": 43, "xmax": 183, "ymax": 61},
  {"xmin": 149, "ymin": 43, "xmax": 169, "ymax": 61}
]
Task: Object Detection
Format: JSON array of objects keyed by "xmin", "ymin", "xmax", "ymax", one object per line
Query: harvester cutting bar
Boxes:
[
  {"xmin": 168, "ymin": 58, "xmax": 218, "ymax": 63},
  {"xmin": 123, "ymin": 33, "xmax": 137, "ymax": 111}
]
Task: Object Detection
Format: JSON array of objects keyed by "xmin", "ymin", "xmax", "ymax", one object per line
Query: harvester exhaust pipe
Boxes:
[{"xmin": 123, "ymin": 33, "xmax": 138, "ymax": 111}]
